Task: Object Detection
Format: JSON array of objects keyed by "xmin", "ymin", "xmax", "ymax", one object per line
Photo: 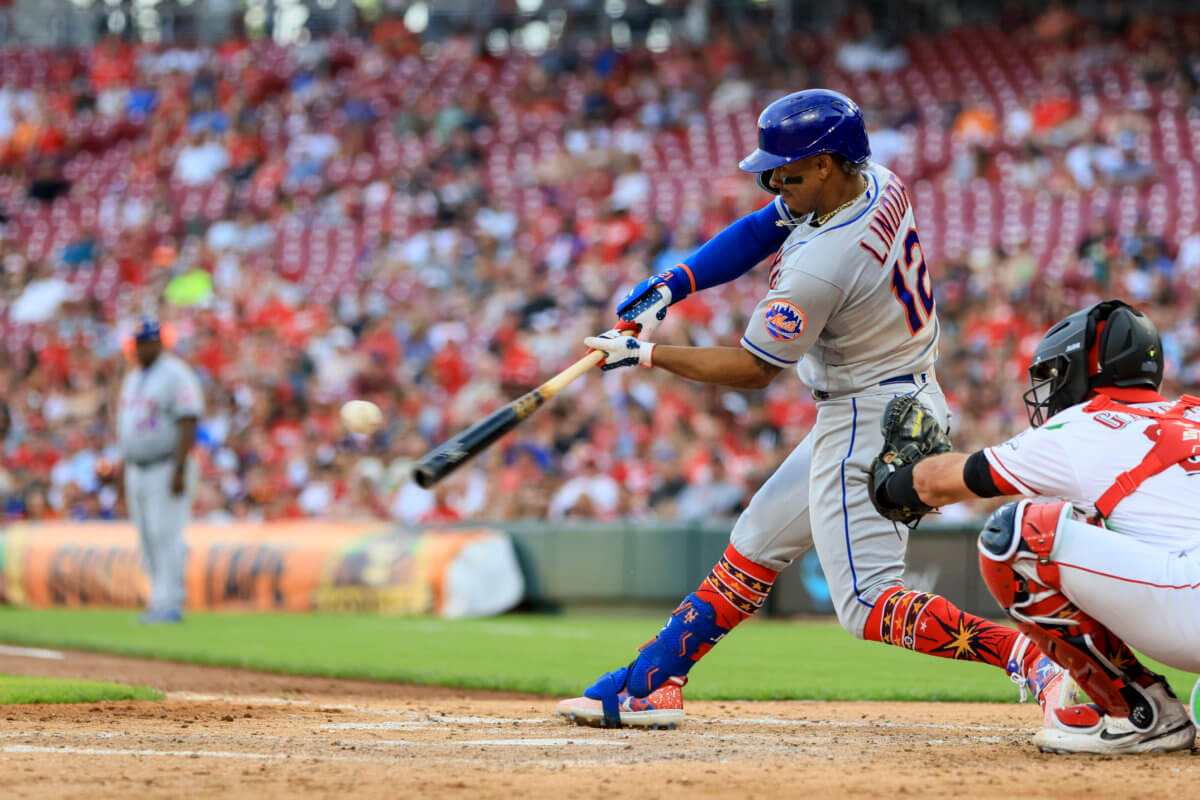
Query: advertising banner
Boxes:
[{"xmin": 0, "ymin": 522, "xmax": 524, "ymax": 618}]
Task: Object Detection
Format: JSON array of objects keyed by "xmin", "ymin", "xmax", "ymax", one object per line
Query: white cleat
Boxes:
[{"xmin": 1033, "ymin": 681, "xmax": 1196, "ymax": 755}]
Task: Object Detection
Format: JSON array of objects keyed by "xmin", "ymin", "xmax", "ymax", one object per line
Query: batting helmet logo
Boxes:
[{"xmin": 764, "ymin": 300, "xmax": 806, "ymax": 341}]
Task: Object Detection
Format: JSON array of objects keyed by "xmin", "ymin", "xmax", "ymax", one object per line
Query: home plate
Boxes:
[{"xmin": 458, "ymin": 738, "xmax": 631, "ymax": 747}]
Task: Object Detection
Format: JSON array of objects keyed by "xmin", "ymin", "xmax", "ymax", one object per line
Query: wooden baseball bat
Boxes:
[{"xmin": 411, "ymin": 348, "xmax": 607, "ymax": 489}]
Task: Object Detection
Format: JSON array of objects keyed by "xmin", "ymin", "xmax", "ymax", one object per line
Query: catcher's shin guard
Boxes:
[{"xmin": 978, "ymin": 500, "xmax": 1157, "ymax": 729}]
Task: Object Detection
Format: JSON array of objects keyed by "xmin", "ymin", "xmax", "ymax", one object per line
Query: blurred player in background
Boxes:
[
  {"xmin": 871, "ymin": 300, "xmax": 1198, "ymax": 754},
  {"xmin": 557, "ymin": 89, "xmax": 1064, "ymax": 730},
  {"xmin": 117, "ymin": 318, "xmax": 204, "ymax": 624}
]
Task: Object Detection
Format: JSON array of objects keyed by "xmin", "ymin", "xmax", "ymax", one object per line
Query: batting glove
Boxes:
[
  {"xmin": 616, "ymin": 267, "xmax": 691, "ymax": 337},
  {"xmin": 585, "ymin": 329, "xmax": 656, "ymax": 371}
]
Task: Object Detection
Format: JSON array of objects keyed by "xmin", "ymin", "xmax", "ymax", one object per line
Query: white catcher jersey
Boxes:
[
  {"xmin": 985, "ymin": 393, "xmax": 1200, "ymax": 551},
  {"xmin": 741, "ymin": 162, "xmax": 939, "ymax": 394},
  {"xmin": 118, "ymin": 352, "xmax": 204, "ymax": 463}
]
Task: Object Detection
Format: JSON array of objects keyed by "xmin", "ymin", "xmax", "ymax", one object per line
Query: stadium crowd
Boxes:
[{"xmin": 2, "ymin": 7, "xmax": 1200, "ymax": 525}]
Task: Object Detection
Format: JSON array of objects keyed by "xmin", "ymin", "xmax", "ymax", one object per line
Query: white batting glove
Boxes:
[{"xmin": 585, "ymin": 329, "xmax": 656, "ymax": 371}]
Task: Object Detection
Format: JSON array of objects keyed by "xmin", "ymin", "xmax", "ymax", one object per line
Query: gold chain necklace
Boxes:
[{"xmin": 812, "ymin": 177, "xmax": 867, "ymax": 227}]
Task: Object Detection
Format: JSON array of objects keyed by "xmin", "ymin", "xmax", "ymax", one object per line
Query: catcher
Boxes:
[{"xmin": 869, "ymin": 299, "xmax": 1199, "ymax": 755}]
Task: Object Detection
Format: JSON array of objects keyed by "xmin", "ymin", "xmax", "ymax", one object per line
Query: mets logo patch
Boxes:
[{"xmin": 763, "ymin": 300, "xmax": 806, "ymax": 341}]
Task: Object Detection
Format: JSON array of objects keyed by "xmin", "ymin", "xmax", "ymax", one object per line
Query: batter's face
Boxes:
[{"xmin": 770, "ymin": 154, "xmax": 831, "ymax": 216}]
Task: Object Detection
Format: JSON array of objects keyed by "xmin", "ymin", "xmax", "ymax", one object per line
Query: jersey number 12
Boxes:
[{"xmin": 891, "ymin": 227, "xmax": 935, "ymax": 334}]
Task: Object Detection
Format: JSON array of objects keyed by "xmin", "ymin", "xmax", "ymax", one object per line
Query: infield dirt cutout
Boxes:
[{"xmin": 0, "ymin": 649, "xmax": 1195, "ymax": 799}]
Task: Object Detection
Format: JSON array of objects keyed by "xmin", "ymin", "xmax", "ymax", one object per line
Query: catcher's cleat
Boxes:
[
  {"xmin": 1033, "ymin": 681, "xmax": 1195, "ymax": 755},
  {"xmin": 1033, "ymin": 668, "xmax": 1077, "ymax": 727},
  {"xmin": 556, "ymin": 676, "xmax": 686, "ymax": 730}
]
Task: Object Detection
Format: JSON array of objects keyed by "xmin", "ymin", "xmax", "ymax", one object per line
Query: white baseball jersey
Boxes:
[
  {"xmin": 985, "ymin": 391, "xmax": 1200, "ymax": 551},
  {"xmin": 740, "ymin": 162, "xmax": 939, "ymax": 394},
  {"xmin": 118, "ymin": 352, "xmax": 204, "ymax": 464}
]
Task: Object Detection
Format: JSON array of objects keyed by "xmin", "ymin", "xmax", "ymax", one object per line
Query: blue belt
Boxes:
[
  {"xmin": 879, "ymin": 373, "xmax": 925, "ymax": 387},
  {"xmin": 813, "ymin": 372, "xmax": 927, "ymax": 401},
  {"xmin": 130, "ymin": 454, "xmax": 174, "ymax": 468}
]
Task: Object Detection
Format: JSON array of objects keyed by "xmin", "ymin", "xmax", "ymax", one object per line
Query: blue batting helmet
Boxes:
[
  {"xmin": 739, "ymin": 89, "xmax": 870, "ymax": 193},
  {"xmin": 133, "ymin": 317, "xmax": 161, "ymax": 342}
]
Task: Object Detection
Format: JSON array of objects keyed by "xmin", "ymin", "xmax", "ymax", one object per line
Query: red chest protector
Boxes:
[{"xmin": 1084, "ymin": 393, "xmax": 1200, "ymax": 520}]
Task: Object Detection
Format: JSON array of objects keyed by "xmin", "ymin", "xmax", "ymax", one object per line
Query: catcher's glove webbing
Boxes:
[{"xmin": 868, "ymin": 394, "xmax": 952, "ymax": 527}]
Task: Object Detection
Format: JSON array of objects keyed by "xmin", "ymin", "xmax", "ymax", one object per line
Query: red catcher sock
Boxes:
[
  {"xmin": 864, "ymin": 586, "xmax": 1019, "ymax": 669},
  {"xmin": 693, "ymin": 544, "xmax": 779, "ymax": 630}
]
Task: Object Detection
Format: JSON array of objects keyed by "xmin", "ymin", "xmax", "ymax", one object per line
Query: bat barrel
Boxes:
[
  {"xmin": 411, "ymin": 392, "xmax": 543, "ymax": 488},
  {"xmin": 411, "ymin": 460, "xmax": 447, "ymax": 489}
]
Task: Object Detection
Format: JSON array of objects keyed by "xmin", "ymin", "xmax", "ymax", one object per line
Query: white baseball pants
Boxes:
[
  {"xmin": 731, "ymin": 379, "xmax": 950, "ymax": 636},
  {"xmin": 125, "ymin": 458, "xmax": 196, "ymax": 615},
  {"xmin": 1052, "ymin": 518, "xmax": 1200, "ymax": 672}
]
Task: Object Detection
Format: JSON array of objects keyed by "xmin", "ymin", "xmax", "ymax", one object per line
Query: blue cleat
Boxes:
[{"xmin": 137, "ymin": 610, "xmax": 183, "ymax": 624}]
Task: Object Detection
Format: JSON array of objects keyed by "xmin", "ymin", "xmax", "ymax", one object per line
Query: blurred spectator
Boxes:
[
  {"xmin": 174, "ymin": 128, "xmax": 230, "ymax": 185},
  {"xmin": 27, "ymin": 159, "xmax": 70, "ymax": 203},
  {"xmin": 674, "ymin": 458, "xmax": 744, "ymax": 521},
  {"xmin": 10, "ymin": 260, "xmax": 71, "ymax": 323},
  {"xmin": 549, "ymin": 448, "xmax": 620, "ymax": 521}
]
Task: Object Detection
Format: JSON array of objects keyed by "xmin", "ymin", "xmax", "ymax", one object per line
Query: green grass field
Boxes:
[
  {"xmin": 0, "ymin": 608, "xmax": 1194, "ymax": 703},
  {"xmin": 0, "ymin": 674, "xmax": 162, "ymax": 704}
]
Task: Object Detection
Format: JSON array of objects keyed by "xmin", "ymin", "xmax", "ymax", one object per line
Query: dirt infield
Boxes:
[{"xmin": 0, "ymin": 648, "xmax": 1195, "ymax": 799}]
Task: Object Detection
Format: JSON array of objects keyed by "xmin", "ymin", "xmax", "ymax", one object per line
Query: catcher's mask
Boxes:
[{"xmin": 1023, "ymin": 299, "xmax": 1163, "ymax": 427}]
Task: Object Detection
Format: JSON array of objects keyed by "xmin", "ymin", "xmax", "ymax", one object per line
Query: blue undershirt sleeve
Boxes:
[{"xmin": 678, "ymin": 196, "xmax": 793, "ymax": 293}]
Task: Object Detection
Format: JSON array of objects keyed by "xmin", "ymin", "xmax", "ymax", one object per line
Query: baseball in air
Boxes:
[{"xmin": 341, "ymin": 400, "xmax": 383, "ymax": 434}]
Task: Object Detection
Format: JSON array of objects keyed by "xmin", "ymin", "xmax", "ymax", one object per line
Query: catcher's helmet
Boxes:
[
  {"xmin": 1023, "ymin": 300, "xmax": 1163, "ymax": 426},
  {"xmin": 739, "ymin": 89, "xmax": 870, "ymax": 194}
]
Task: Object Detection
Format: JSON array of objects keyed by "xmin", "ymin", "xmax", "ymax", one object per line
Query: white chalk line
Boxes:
[
  {"xmin": 0, "ymin": 645, "xmax": 65, "ymax": 660},
  {"xmin": 320, "ymin": 721, "xmax": 437, "ymax": 731},
  {"xmin": 167, "ymin": 694, "xmax": 1031, "ymax": 736},
  {"xmin": 713, "ymin": 716, "xmax": 1024, "ymax": 733},
  {"xmin": 0, "ymin": 731, "xmax": 300, "ymax": 743},
  {"xmin": 0, "ymin": 745, "xmax": 293, "ymax": 760},
  {"xmin": 318, "ymin": 716, "xmax": 549, "ymax": 731},
  {"xmin": 456, "ymin": 738, "xmax": 631, "ymax": 747}
]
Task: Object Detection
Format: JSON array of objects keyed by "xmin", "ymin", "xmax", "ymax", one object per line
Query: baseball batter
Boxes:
[
  {"xmin": 118, "ymin": 318, "xmax": 203, "ymax": 624},
  {"xmin": 557, "ymin": 90, "xmax": 1063, "ymax": 730},
  {"xmin": 871, "ymin": 299, "xmax": 1199, "ymax": 754}
]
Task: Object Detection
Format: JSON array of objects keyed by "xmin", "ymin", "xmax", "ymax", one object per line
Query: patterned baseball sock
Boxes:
[
  {"xmin": 693, "ymin": 543, "xmax": 779, "ymax": 630},
  {"xmin": 864, "ymin": 587, "xmax": 1019, "ymax": 669},
  {"xmin": 591, "ymin": 544, "xmax": 778, "ymax": 701}
]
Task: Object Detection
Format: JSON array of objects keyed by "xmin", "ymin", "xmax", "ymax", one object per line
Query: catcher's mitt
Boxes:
[{"xmin": 868, "ymin": 394, "xmax": 952, "ymax": 526}]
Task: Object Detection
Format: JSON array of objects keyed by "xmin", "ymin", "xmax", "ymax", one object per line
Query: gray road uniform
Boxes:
[
  {"xmin": 731, "ymin": 162, "xmax": 948, "ymax": 636},
  {"xmin": 118, "ymin": 352, "xmax": 203, "ymax": 615}
]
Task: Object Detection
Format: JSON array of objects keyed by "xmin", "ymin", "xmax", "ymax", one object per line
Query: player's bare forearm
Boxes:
[
  {"xmin": 651, "ymin": 345, "xmax": 783, "ymax": 389},
  {"xmin": 912, "ymin": 452, "xmax": 976, "ymax": 507}
]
